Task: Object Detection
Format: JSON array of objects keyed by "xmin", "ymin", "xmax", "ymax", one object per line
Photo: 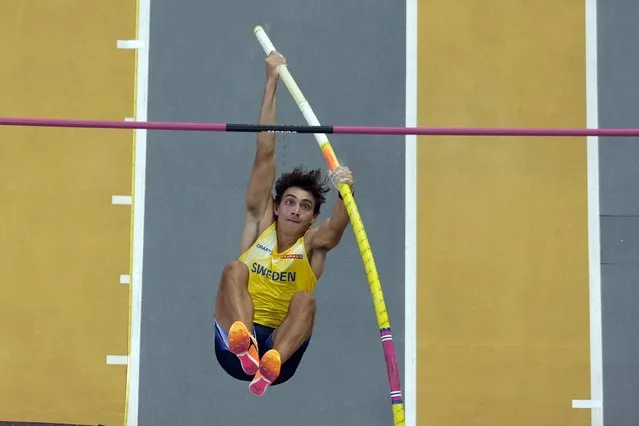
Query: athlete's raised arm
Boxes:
[
  {"xmin": 306, "ymin": 167, "xmax": 354, "ymax": 252},
  {"xmin": 240, "ymin": 52, "xmax": 286, "ymax": 252}
]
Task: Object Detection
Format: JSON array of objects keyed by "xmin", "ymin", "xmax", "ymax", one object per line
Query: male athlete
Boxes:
[{"xmin": 213, "ymin": 51, "xmax": 354, "ymax": 396}]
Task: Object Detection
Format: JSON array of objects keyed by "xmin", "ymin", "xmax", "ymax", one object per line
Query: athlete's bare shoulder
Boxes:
[
  {"xmin": 303, "ymin": 228, "xmax": 328, "ymax": 279},
  {"xmin": 240, "ymin": 208, "xmax": 275, "ymax": 254}
]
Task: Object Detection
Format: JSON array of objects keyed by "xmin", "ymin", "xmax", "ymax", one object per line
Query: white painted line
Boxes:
[
  {"xmin": 106, "ymin": 355, "xmax": 128, "ymax": 365},
  {"xmin": 117, "ymin": 40, "xmax": 145, "ymax": 49},
  {"xmin": 573, "ymin": 399, "xmax": 603, "ymax": 409},
  {"xmin": 585, "ymin": 0, "xmax": 604, "ymax": 424},
  {"xmin": 127, "ymin": 0, "xmax": 151, "ymax": 424},
  {"xmin": 112, "ymin": 195, "xmax": 132, "ymax": 205},
  {"xmin": 120, "ymin": 274, "xmax": 131, "ymax": 284},
  {"xmin": 404, "ymin": 0, "xmax": 418, "ymax": 424}
]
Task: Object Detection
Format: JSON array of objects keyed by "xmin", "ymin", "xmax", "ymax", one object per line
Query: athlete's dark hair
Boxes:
[{"xmin": 274, "ymin": 166, "xmax": 331, "ymax": 214}]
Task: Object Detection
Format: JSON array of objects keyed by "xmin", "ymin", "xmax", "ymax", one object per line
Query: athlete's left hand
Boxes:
[{"xmin": 330, "ymin": 166, "xmax": 353, "ymax": 189}]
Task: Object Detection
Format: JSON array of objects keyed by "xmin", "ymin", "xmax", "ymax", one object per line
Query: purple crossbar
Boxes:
[
  {"xmin": 1, "ymin": 116, "xmax": 639, "ymax": 137},
  {"xmin": 334, "ymin": 125, "xmax": 639, "ymax": 137}
]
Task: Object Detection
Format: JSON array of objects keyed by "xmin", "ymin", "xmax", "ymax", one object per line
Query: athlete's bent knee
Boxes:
[
  {"xmin": 289, "ymin": 292, "xmax": 316, "ymax": 315},
  {"xmin": 220, "ymin": 260, "xmax": 248, "ymax": 284},
  {"xmin": 214, "ymin": 260, "xmax": 251, "ymax": 324}
]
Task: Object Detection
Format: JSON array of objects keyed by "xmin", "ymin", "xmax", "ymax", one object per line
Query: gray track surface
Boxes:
[
  {"xmin": 598, "ymin": 0, "xmax": 639, "ymax": 423},
  {"xmin": 138, "ymin": 1, "xmax": 406, "ymax": 425}
]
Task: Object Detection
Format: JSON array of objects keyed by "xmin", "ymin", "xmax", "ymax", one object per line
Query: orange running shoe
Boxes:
[
  {"xmin": 227, "ymin": 321, "xmax": 259, "ymax": 376},
  {"xmin": 249, "ymin": 349, "xmax": 281, "ymax": 396}
]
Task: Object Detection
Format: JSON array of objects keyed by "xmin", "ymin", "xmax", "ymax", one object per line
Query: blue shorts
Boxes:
[{"xmin": 214, "ymin": 321, "xmax": 310, "ymax": 385}]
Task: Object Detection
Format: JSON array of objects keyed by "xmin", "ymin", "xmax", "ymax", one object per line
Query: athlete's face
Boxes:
[{"xmin": 275, "ymin": 187, "xmax": 317, "ymax": 233}]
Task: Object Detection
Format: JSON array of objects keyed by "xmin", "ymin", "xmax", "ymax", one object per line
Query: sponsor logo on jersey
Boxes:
[
  {"xmin": 280, "ymin": 253, "xmax": 303, "ymax": 259},
  {"xmin": 256, "ymin": 243, "xmax": 272, "ymax": 253}
]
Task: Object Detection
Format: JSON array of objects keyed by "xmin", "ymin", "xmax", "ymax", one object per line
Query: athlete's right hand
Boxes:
[
  {"xmin": 330, "ymin": 166, "xmax": 353, "ymax": 189},
  {"xmin": 265, "ymin": 51, "xmax": 286, "ymax": 81}
]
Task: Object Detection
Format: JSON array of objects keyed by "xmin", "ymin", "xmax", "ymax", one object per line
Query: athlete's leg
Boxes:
[
  {"xmin": 213, "ymin": 260, "xmax": 259, "ymax": 376},
  {"xmin": 214, "ymin": 260, "xmax": 253, "ymax": 331},
  {"xmin": 270, "ymin": 332, "xmax": 310, "ymax": 386},
  {"xmin": 249, "ymin": 292, "xmax": 316, "ymax": 395},
  {"xmin": 271, "ymin": 291, "xmax": 316, "ymax": 363}
]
